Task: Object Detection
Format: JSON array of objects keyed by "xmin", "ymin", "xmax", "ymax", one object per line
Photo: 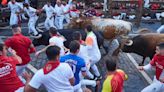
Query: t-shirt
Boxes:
[
  {"xmin": 102, "ymin": 69, "xmax": 127, "ymax": 92},
  {"xmin": 0, "ymin": 56, "xmax": 24, "ymax": 92},
  {"xmin": 24, "ymin": 6, "xmax": 37, "ymax": 18},
  {"xmin": 29, "ymin": 63, "xmax": 74, "ymax": 92},
  {"xmin": 5, "ymin": 34, "xmax": 33, "ymax": 65},
  {"xmin": 54, "ymin": 4, "xmax": 65, "ymax": 16},
  {"xmin": 49, "ymin": 36, "xmax": 65, "ymax": 56},
  {"xmin": 150, "ymin": 54, "xmax": 164, "ymax": 80},
  {"xmin": 85, "ymin": 31, "xmax": 101, "ymax": 61},
  {"xmin": 42, "ymin": 4, "xmax": 55, "ymax": 18},
  {"xmin": 8, "ymin": 1, "xmax": 22, "ymax": 14},
  {"xmin": 60, "ymin": 54, "xmax": 86, "ymax": 85}
]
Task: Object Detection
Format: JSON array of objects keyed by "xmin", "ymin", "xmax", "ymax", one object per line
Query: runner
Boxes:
[
  {"xmin": 139, "ymin": 43, "xmax": 164, "ymax": 92},
  {"xmin": 35, "ymin": 27, "xmax": 66, "ymax": 57},
  {"xmin": 41, "ymin": 1, "xmax": 56, "ymax": 30},
  {"xmin": 23, "ymin": 3, "xmax": 39, "ymax": 36},
  {"xmin": 0, "ymin": 42, "xmax": 24, "ymax": 92},
  {"xmin": 54, "ymin": 0, "xmax": 65, "ymax": 29},
  {"xmin": 24, "ymin": 45, "xmax": 74, "ymax": 92},
  {"xmin": 102, "ymin": 58, "xmax": 128, "ymax": 92},
  {"xmin": 5, "ymin": 24, "xmax": 36, "ymax": 76},
  {"xmin": 85, "ymin": 25, "xmax": 102, "ymax": 80},
  {"xmin": 60, "ymin": 41, "xmax": 87, "ymax": 92}
]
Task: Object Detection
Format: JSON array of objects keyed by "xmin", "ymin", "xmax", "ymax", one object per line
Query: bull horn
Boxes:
[
  {"xmin": 30, "ymin": 34, "xmax": 42, "ymax": 39},
  {"xmin": 125, "ymin": 40, "xmax": 133, "ymax": 46}
]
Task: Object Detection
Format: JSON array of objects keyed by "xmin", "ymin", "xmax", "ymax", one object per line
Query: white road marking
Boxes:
[{"xmin": 126, "ymin": 53, "xmax": 153, "ymax": 84}]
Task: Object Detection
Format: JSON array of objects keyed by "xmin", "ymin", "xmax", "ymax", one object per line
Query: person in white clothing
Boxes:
[
  {"xmin": 157, "ymin": 25, "xmax": 164, "ymax": 33},
  {"xmin": 85, "ymin": 25, "xmax": 102, "ymax": 80},
  {"xmin": 103, "ymin": 0, "xmax": 108, "ymax": 11},
  {"xmin": 41, "ymin": 1, "xmax": 56, "ymax": 30},
  {"xmin": 23, "ymin": 3, "xmax": 39, "ymax": 36},
  {"xmin": 35, "ymin": 27, "xmax": 66, "ymax": 57},
  {"xmin": 63, "ymin": 0, "xmax": 72, "ymax": 24},
  {"xmin": 17, "ymin": 1, "xmax": 28, "ymax": 20},
  {"xmin": 54, "ymin": 0, "xmax": 65, "ymax": 29},
  {"xmin": 144, "ymin": 0, "xmax": 150, "ymax": 8},
  {"xmin": 24, "ymin": 45, "xmax": 74, "ymax": 92},
  {"xmin": 138, "ymin": 43, "xmax": 164, "ymax": 92},
  {"xmin": 72, "ymin": 31, "xmax": 98, "ymax": 89},
  {"xmin": 1, "ymin": 0, "xmax": 23, "ymax": 26}
]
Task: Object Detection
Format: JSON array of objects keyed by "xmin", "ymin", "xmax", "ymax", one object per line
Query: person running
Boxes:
[
  {"xmin": 0, "ymin": 42, "xmax": 24, "ymax": 92},
  {"xmin": 60, "ymin": 41, "xmax": 87, "ymax": 92},
  {"xmin": 23, "ymin": 3, "xmax": 39, "ymax": 36},
  {"xmin": 35, "ymin": 27, "xmax": 66, "ymax": 57},
  {"xmin": 54, "ymin": 0, "xmax": 65, "ymax": 29},
  {"xmin": 1, "ymin": 0, "xmax": 23, "ymax": 26},
  {"xmin": 72, "ymin": 31, "xmax": 98, "ymax": 90},
  {"xmin": 102, "ymin": 58, "xmax": 128, "ymax": 92},
  {"xmin": 24, "ymin": 45, "xmax": 74, "ymax": 92},
  {"xmin": 63, "ymin": 0, "xmax": 72, "ymax": 24},
  {"xmin": 41, "ymin": 1, "xmax": 56, "ymax": 30},
  {"xmin": 139, "ymin": 43, "xmax": 164, "ymax": 92},
  {"xmin": 5, "ymin": 24, "xmax": 36, "ymax": 76},
  {"xmin": 85, "ymin": 25, "xmax": 101, "ymax": 80}
]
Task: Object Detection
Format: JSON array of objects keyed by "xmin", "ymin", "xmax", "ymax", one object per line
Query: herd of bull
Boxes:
[{"xmin": 32, "ymin": 17, "xmax": 164, "ymax": 66}]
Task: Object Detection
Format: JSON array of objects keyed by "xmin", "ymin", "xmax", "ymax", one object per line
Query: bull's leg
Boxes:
[{"xmin": 139, "ymin": 57, "xmax": 146, "ymax": 66}]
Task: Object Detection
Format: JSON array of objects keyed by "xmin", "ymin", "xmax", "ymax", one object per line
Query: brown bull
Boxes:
[
  {"xmin": 68, "ymin": 17, "xmax": 132, "ymax": 41},
  {"xmin": 114, "ymin": 31, "xmax": 164, "ymax": 65}
]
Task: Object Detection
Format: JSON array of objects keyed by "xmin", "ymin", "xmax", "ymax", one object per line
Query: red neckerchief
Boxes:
[
  {"xmin": 43, "ymin": 60, "xmax": 60, "ymax": 74},
  {"xmin": 14, "ymin": 34, "xmax": 22, "ymax": 36},
  {"xmin": 52, "ymin": 34, "xmax": 59, "ymax": 37}
]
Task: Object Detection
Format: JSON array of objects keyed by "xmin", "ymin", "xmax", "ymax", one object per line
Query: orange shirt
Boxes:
[{"xmin": 102, "ymin": 69, "xmax": 128, "ymax": 92}]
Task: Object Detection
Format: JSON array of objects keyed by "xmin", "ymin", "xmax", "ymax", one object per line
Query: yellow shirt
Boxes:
[{"xmin": 102, "ymin": 69, "xmax": 128, "ymax": 92}]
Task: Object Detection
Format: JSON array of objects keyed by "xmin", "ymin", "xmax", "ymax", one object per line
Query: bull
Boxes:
[
  {"xmin": 32, "ymin": 28, "xmax": 104, "ymax": 50},
  {"xmin": 114, "ymin": 32, "xmax": 164, "ymax": 65},
  {"xmin": 68, "ymin": 17, "xmax": 132, "ymax": 40}
]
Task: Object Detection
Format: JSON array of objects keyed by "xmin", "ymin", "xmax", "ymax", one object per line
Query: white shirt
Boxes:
[
  {"xmin": 24, "ymin": 7, "xmax": 37, "ymax": 18},
  {"xmin": 54, "ymin": 4, "xmax": 65, "ymax": 16},
  {"xmin": 42, "ymin": 4, "xmax": 55, "ymax": 18},
  {"xmin": 49, "ymin": 36, "xmax": 65, "ymax": 56},
  {"xmin": 86, "ymin": 32, "xmax": 101, "ymax": 61},
  {"xmin": 78, "ymin": 44, "xmax": 91, "ymax": 69},
  {"xmin": 29, "ymin": 63, "xmax": 74, "ymax": 92},
  {"xmin": 8, "ymin": 2, "xmax": 22, "ymax": 14}
]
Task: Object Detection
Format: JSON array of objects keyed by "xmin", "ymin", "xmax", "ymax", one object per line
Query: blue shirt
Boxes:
[{"xmin": 60, "ymin": 54, "xmax": 86, "ymax": 85}]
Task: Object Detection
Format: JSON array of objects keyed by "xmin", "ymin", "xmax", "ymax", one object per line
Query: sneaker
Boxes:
[
  {"xmin": 90, "ymin": 75, "xmax": 98, "ymax": 81},
  {"xmin": 96, "ymin": 75, "xmax": 102, "ymax": 80}
]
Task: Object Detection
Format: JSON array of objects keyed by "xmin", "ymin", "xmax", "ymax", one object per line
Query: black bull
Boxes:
[{"xmin": 32, "ymin": 29, "xmax": 105, "ymax": 49}]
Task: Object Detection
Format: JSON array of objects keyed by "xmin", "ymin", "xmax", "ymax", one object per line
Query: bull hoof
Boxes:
[{"xmin": 138, "ymin": 63, "xmax": 143, "ymax": 66}]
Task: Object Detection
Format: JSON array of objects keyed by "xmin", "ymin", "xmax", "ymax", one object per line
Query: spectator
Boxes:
[
  {"xmin": 24, "ymin": 45, "xmax": 74, "ymax": 92},
  {"xmin": 5, "ymin": 24, "xmax": 36, "ymax": 76},
  {"xmin": 102, "ymin": 58, "xmax": 128, "ymax": 92},
  {"xmin": 69, "ymin": 5, "xmax": 80, "ymax": 18},
  {"xmin": 139, "ymin": 43, "xmax": 164, "ymax": 92},
  {"xmin": 60, "ymin": 41, "xmax": 87, "ymax": 92},
  {"xmin": 0, "ymin": 42, "xmax": 24, "ymax": 92}
]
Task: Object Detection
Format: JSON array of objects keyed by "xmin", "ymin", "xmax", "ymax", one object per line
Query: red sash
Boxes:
[{"xmin": 43, "ymin": 61, "xmax": 60, "ymax": 74}]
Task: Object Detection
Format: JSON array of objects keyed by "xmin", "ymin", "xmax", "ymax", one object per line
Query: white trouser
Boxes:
[
  {"xmin": 15, "ymin": 86, "xmax": 24, "ymax": 92},
  {"xmin": 141, "ymin": 77, "xmax": 164, "ymax": 92},
  {"xmin": 28, "ymin": 16, "xmax": 39, "ymax": 35},
  {"xmin": 87, "ymin": 56, "xmax": 101, "ymax": 79},
  {"xmin": 10, "ymin": 13, "xmax": 19, "ymax": 26},
  {"xmin": 74, "ymin": 83, "xmax": 82, "ymax": 92},
  {"xmin": 45, "ymin": 17, "xmax": 56, "ymax": 30},
  {"xmin": 103, "ymin": 0, "xmax": 108, "ymax": 11},
  {"xmin": 55, "ymin": 16, "xmax": 64, "ymax": 29},
  {"xmin": 157, "ymin": 25, "xmax": 164, "ymax": 33},
  {"xmin": 16, "ymin": 64, "xmax": 27, "ymax": 76},
  {"xmin": 64, "ymin": 14, "xmax": 70, "ymax": 24}
]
